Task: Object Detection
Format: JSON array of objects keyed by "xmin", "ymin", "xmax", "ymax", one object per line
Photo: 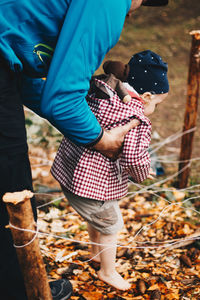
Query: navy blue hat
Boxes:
[{"xmin": 127, "ymin": 50, "xmax": 169, "ymax": 94}]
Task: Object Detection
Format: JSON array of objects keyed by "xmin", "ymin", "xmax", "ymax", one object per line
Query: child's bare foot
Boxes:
[{"xmin": 98, "ymin": 269, "xmax": 131, "ymax": 290}]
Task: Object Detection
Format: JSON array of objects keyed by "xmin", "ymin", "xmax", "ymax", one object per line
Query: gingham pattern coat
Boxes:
[{"xmin": 51, "ymin": 79, "xmax": 151, "ymax": 201}]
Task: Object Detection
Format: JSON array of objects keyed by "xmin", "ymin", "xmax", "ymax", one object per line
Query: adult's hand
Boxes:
[{"xmin": 93, "ymin": 119, "xmax": 140, "ymax": 159}]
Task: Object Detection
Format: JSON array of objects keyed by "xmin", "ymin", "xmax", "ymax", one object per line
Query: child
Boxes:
[{"xmin": 51, "ymin": 50, "xmax": 169, "ymax": 290}]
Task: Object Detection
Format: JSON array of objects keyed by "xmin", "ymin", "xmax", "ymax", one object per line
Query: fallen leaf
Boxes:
[
  {"xmin": 137, "ymin": 279, "xmax": 146, "ymax": 294},
  {"xmin": 148, "ymin": 283, "xmax": 160, "ymax": 291},
  {"xmin": 172, "ymin": 189, "xmax": 185, "ymax": 201},
  {"xmin": 180, "ymin": 254, "xmax": 192, "ymax": 268},
  {"xmin": 79, "ymin": 272, "xmax": 91, "ymax": 282},
  {"xmin": 150, "ymin": 289, "xmax": 161, "ymax": 300}
]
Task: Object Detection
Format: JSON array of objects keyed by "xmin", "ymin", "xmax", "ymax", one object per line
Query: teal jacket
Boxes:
[{"xmin": 0, "ymin": 0, "xmax": 131, "ymax": 145}]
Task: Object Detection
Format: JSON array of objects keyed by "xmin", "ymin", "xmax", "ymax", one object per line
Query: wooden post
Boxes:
[
  {"xmin": 3, "ymin": 190, "xmax": 52, "ymax": 300},
  {"xmin": 178, "ymin": 30, "xmax": 200, "ymax": 188}
]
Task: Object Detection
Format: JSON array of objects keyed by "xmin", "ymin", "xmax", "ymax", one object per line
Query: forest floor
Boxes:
[{"xmin": 29, "ymin": 144, "xmax": 200, "ymax": 300}]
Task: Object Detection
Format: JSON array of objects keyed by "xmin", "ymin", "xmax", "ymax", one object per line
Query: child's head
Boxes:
[
  {"xmin": 127, "ymin": 50, "xmax": 169, "ymax": 115},
  {"xmin": 103, "ymin": 50, "xmax": 169, "ymax": 115}
]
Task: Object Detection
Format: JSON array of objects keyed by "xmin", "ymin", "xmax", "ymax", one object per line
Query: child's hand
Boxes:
[
  {"xmin": 93, "ymin": 119, "xmax": 140, "ymax": 160},
  {"xmin": 147, "ymin": 168, "xmax": 156, "ymax": 180}
]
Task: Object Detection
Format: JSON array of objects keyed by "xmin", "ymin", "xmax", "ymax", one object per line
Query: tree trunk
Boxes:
[
  {"xmin": 178, "ymin": 30, "xmax": 200, "ymax": 188},
  {"xmin": 3, "ymin": 190, "xmax": 52, "ymax": 300}
]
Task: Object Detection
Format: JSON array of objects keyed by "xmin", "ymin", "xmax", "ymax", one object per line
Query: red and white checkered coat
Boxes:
[{"xmin": 51, "ymin": 79, "xmax": 151, "ymax": 201}]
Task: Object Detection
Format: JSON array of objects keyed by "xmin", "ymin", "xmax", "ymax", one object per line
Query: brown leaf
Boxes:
[
  {"xmin": 58, "ymin": 263, "xmax": 81, "ymax": 277},
  {"xmin": 79, "ymin": 272, "xmax": 91, "ymax": 282},
  {"xmin": 181, "ymin": 278, "xmax": 200, "ymax": 286},
  {"xmin": 125, "ymin": 249, "xmax": 134, "ymax": 259},
  {"xmin": 82, "ymin": 291, "xmax": 104, "ymax": 300},
  {"xmin": 148, "ymin": 284, "xmax": 160, "ymax": 291},
  {"xmin": 150, "ymin": 289, "xmax": 161, "ymax": 300},
  {"xmin": 77, "ymin": 255, "xmax": 90, "ymax": 262},
  {"xmin": 173, "ymin": 189, "xmax": 185, "ymax": 201},
  {"xmin": 73, "ymin": 242, "xmax": 88, "ymax": 251},
  {"xmin": 88, "ymin": 260, "xmax": 100, "ymax": 271},
  {"xmin": 180, "ymin": 254, "xmax": 192, "ymax": 267},
  {"xmin": 137, "ymin": 279, "xmax": 146, "ymax": 294},
  {"xmin": 187, "ymin": 247, "xmax": 200, "ymax": 261},
  {"xmin": 165, "ymin": 222, "xmax": 172, "ymax": 231},
  {"xmin": 116, "ymin": 248, "xmax": 127, "ymax": 258},
  {"xmin": 165, "ymin": 292, "xmax": 180, "ymax": 300},
  {"xmin": 147, "ymin": 276, "xmax": 160, "ymax": 285},
  {"xmin": 134, "ymin": 213, "xmax": 153, "ymax": 221}
]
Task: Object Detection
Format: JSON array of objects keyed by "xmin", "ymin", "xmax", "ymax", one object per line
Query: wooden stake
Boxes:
[
  {"xmin": 3, "ymin": 190, "xmax": 52, "ymax": 300},
  {"xmin": 178, "ymin": 30, "xmax": 200, "ymax": 188}
]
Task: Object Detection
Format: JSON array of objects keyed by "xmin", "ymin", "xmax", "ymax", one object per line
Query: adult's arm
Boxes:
[
  {"xmin": 40, "ymin": 0, "xmax": 131, "ymax": 147},
  {"xmin": 21, "ymin": 74, "xmax": 140, "ymax": 160}
]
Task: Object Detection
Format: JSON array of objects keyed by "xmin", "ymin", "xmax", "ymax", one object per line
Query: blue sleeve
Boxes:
[{"xmin": 40, "ymin": 0, "xmax": 131, "ymax": 145}]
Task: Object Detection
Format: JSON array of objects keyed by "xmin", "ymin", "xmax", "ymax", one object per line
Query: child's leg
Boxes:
[
  {"xmin": 87, "ymin": 223, "xmax": 100, "ymax": 262},
  {"xmin": 98, "ymin": 232, "xmax": 131, "ymax": 291},
  {"xmin": 61, "ymin": 190, "xmax": 130, "ymax": 289}
]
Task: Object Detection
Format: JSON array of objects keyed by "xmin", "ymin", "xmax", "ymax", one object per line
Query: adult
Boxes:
[{"xmin": 0, "ymin": 0, "xmax": 168, "ymax": 299}]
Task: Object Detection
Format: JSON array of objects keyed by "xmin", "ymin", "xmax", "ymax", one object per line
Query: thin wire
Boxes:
[
  {"xmin": 8, "ymin": 222, "xmax": 200, "ymax": 250},
  {"xmin": 36, "ymin": 196, "xmax": 65, "ymax": 209},
  {"xmin": 10, "ymin": 223, "xmax": 39, "ymax": 248},
  {"xmin": 149, "ymin": 128, "xmax": 196, "ymax": 155},
  {"xmin": 151, "ymin": 156, "xmax": 200, "ymax": 164},
  {"xmin": 9, "ymin": 190, "xmax": 200, "ymax": 249},
  {"xmin": 127, "ymin": 162, "xmax": 191, "ymax": 197}
]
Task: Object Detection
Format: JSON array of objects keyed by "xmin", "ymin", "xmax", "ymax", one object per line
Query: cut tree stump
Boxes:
[
  {"xmin": 3, "ymin": 190, "xmax": 52, "ymax": 300},
  {"xmin": 178, "ymin": 30, "xmax": 200, "ymax": 188}
]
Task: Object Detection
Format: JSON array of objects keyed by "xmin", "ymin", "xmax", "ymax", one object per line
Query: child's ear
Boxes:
[{"xmin": 141, "ymin": 92, "xmax": 152, "ymax": 102}]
